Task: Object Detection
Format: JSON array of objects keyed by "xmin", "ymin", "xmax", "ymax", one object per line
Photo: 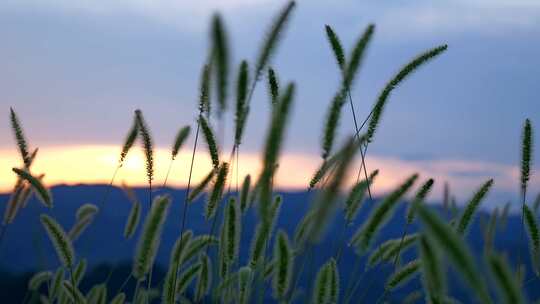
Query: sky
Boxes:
[{"xmin": 1, "ymin": 0, "xmax": 539, "ymax": 206}]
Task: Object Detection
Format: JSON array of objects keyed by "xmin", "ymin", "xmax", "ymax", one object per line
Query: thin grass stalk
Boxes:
[
  {"xmin": 101, "ymin": 117, "xmax": 139, "ymax": 210},
  {"xmin": 342, "ymin": 257, "xmax": 366, "ymax": 304},
  {"xmin": 164, "ymin": 231, "xmax": 193, "ymax": 303},
  {"xmin": 347, "ymin": 91, "xmax": 372, "ymax": 198},
  {"xmin": 375, "ymin": 225, "xmax": 409, "ymax": 303}
]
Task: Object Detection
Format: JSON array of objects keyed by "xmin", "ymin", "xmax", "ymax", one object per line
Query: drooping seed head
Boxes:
[
  {"xmin": 172, "ymin": 126, "xmax": 191, "ymax": 160},
  {"xmin": 40, "ymin": 214, "xmax": 75, "ymax": 267},
  {"xmin": 254, "ymin": 1, "xmax": 296, "ymax": 80}
]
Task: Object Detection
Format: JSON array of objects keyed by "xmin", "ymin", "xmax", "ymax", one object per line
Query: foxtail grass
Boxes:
[
  {"xmin": 518, "ymin": 119, "xmax": 533, "ymax": 283},
  {"xmin": 68, "ymin": 214, "xmax": 95, "ymax": 241},
  {"xmin": 385, "ymin": 260, "xmax": 420, "ymax": 291},
  {"xmin": 366, "ymin": 45, "xmax": 448, "ymax": 143},
  {"xmin": 258, "ymin": 83, "xmax": 295, "ymax": 225},
  {"xmin": 132, "ymin": 195, "xmax": 171, "ymax": 280},
  {"xmin": 119, "ymin": 116, "xmax": 139, "ymax": 166},
  {"xmin": 61, "ymin": 281, "xmax": 85, "ymax": 304},
  {"xmin": 200, "ymin": 116, "xmax": 220, "ymax": 169},
  {"xmin": 308, "ymin": 136, "xmax": 364, "ymax": 243},
  {"xmin": 49, "ymin": 267, "xmax": 64, "ymax": 301},
  {"xmin": 482, "ymin": 207, "xmax": 499, "ymax": 254},
  {"xmin": 523, "ymin": 204, "xmax": 540, "ymax": 275},
  {"xmin": 234, "ymin": 60, "xmax": 250, "ymax": 147},
  {"xmin": 72, "ymin": 259, "xmax": 86, "ymax": 286},
  {"xmin": 489, "ymin": 253, "xmax": 525, "ymax": 304},
  {"xmin": 254, "ymin": 1, "xmax": 296, "ymax": 82},
  {"xmin": 418, "ymin": 234, "xmax": 446, "ymax": 302},
  {"xmin": 267, "ymin": 67, "xmax": 280, "ymax": 105},
  {"xmin": 111, "ymin": 293, "xmax": 126, "ymax": 304},
  {"xmin": 175, "ymin": 262, "xmax": 202, "ymax": 294},
  {"xmin": 324, "ymin": 25, "xmax": 345, "ymax": 71},
  {"xmin": 134, "ymin": 110, "xmax": 153, "ymax": 184},
  {"xmin": 416, "ymin": 204, "xmax": 491, "ymax": 303},
  {"xmin": 205, "ymin": 162, "xmax": 229, "ymax": 220},
  {"xmin": 240, "ymin": 174, "xmax": 251, "ymax": 213},
  {"xmin": 321, "ymin": 24, "xmax": 374, "ymax": 160},
  {"xmin": 28, "ymin": 271, "xmax": 52, "ymax": 291},
  {"xmin": 211, "ymin": 14, "xmax": 229, "ymax": 117},
  {"xmin": 272, "ymin": 230, "xmax": 293, "ymax": 300},
  {"xmin": 312, "ymin": 260, "xmax": 330, "ymax": 304},
  {"xmin": 163, "ymin": 231, "xmax": 193, "ymax": 304},
  {"xmin": 163, "ymin": 125, "xmax": 191, "ymax": 187},
  {"xmin": 350, "ymin": 173, "xmax": 418, "ymax": 253},
  {"xmin": 40, "ymin": 215, "xmax": 74, "ymax": 268},
  {"xmin": 455, "ymin": 179, "xmax": 493, "ymax": 236},
  {"xmin": 344, "ymin": 169, "xmax": 379, "ymax": 224},
  {"xmin": 13, "ymin": 168, "xmax": 52, "ymax": 208},
  {"xmin": 238, "ymin": 266, "xmax": 253, "ymax": 304},
  {"xmin": 10, "ymin": 108, "xmax": 32, "ymax": 168},
  {"xmin": 123, "ymin": 185, "xmax": 142, "ymax": 239},
  {"xmin": 188, "ymin": 169, "xmax": 216, "ymax": 203},
  {"xmin": 407, "ymin": 178, "xmax": 434, "ymax": 224},
  {"xmin": 75, "ymin": 204, "xmax": 98, "ymax": 221},
  {"xmin": 195, "ymin": 253, "xmax": 211, "ymax": 302},
  {"xmin": 223, "ymin": 197, "xmax": 241, "ymax": 265},
  {"xmin": 182, "ymin": 235, "xmax": 218, "ymax": 265}
]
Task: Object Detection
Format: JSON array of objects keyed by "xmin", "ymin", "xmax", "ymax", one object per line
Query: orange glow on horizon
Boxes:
[{"xmin": 0, "ymin": 145, "xmax": 533, "ymax": 203}]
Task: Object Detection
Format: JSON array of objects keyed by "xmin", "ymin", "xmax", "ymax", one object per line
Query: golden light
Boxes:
[{"xmin": 0, "ymin": 145, "xmax": 530, "ymax": 202}]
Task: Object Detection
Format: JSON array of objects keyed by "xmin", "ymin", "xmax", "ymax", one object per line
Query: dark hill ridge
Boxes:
[{"xmin": 0, "ymin": 185, "xmax": 537, "ymax": 302}]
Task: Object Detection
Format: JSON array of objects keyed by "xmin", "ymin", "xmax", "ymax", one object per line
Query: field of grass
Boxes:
[{"xmin": 1, "ymin": 1, "xmax": 539, "ymax": 303}]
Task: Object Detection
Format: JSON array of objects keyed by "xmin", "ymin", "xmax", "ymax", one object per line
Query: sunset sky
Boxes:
[{"xmin": 1, "ymin": 0, "xmax": 539, "ymax": 206}]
